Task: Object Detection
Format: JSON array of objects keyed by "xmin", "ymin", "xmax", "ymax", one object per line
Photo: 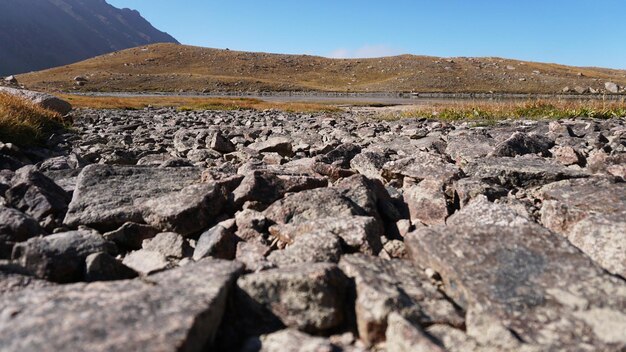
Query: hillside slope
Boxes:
[
  {"xmin": 0, "ymin": 0, "xmax": 178, "ymax": 76},
  {"xmin": 18, "ymin": 43, "xmax": 626, "ymax": 94}
]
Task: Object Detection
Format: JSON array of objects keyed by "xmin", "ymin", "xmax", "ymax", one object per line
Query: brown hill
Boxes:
[{"xmin": 18, "ymin": 43, "xmax": 626, "ymax": 94}]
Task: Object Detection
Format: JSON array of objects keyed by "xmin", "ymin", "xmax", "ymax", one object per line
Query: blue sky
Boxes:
[{"xmin": 107, "ymin": 1, "xmax": 626, "ymax": 69}]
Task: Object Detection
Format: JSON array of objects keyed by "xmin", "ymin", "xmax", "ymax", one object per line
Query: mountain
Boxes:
[
  {"xmin": 0, "ymin": 0, "xmax": 178, "ymax": 76},
  {"xmin": 18, "ymin": 43, "xmax": 626, "ymax": 95}
]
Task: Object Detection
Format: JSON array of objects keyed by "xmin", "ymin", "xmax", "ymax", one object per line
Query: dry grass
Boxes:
[
  {"xmin": 0, "ymin": 93, "xmax": 67, "ymax": 146},
  {"xmin": 60, "ymin": 94, "xmax": 341, "ymax": 113},
  {"xmin": 19, "ymin": 43, "xmax": 626, "ymax": 94},
  {"xmin": 378, "ymin": 99, "xmax": 626, "ymax": 122}
]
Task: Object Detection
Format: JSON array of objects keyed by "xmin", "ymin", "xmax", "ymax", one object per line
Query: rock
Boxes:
[
  {"xmin": 209, "ymin": 132, "xmax": 236, "ymax": 153},
  {"xmin": 263, "ymin": 187, "xmax": 365, "ymax": 226},
  {"xmin": 256, "ymin": 329, "xmax": 335, "ymax": 352},
  {"xmin": 11, "ymin": 230, "xmax": 116, "ymax": 283},
  {"xmin": 186, "ymin": 148, "xmax": 221, "ymax": 162},
  {"xmin": 536, "ymin": 177, "xmax": 626, "ymax": 277},
  {"xmin": 74, "ymin": 76, "xmax": 88, "ymax": 82},
  {"xmin": 350, "ymin": 151, "xmax": 389, "ymax": 180},
  {"xmin": 232, "ymin": 170, "xmax": 327, "ymax": 208},
  {"xmin": 122, "ymin": 250, "xmax": 170, "ymax": 275},
  {"xmin": 141, "ymin": 183, "xmax": 226, "ymax": 236},
  {"xmin": 103, "ymin": 222, "xmax": 159, "ymax": 250},
  {"xmin": 193, "ymin": 223, "xmax": 237, "ymax": 261},
  {"xmin": 268, "ymin": 216, "xmax": 382, "ymax": 255},
  {"xmin": 605, "ymin": 81, "xmax": 620, "ymax": 93},
  {"xmin": 574, "ymin": 86, "xmax": 588, "ymax": 94},
  {"xmin": 445, "ymin": 130, "xmax": 496, "ymax": 163},
  {"xmin": 405, "ymin": 198, "xmax": 626, "ymax": 351},
  {"xmin": 248, "ymin": 137, "xmax": 293, "ymax": 157},
  {"xmin": 0, "ymin": 87, "xmax": 72, "ymax": 115},
  {"xmin": 338, "ymin": 254, "xmax": 463, "ymax": 346},
  {"xmin": 317, "ymin": 143, "xmax": 361, "ymax": 168},
  {"xmin": 173, "ymin": 129, "xmax": 209, "ymax": 154},
  {"xmin": 235, "ymin": 241, "xmax": 274, "ymax": 272},
  {"xmin": 267, "ymin": 231, "xmax": 342, "ymax": 267},
  {"xmin": 0, "ymin": 206, "xmax": 45, "ymax": 258},
  {"xmin": 4, "ymin": 75, "xmax": 17, "ymax": 84},
  {"xmin": 84, "ymin": 252, "xmax": 138, "ymax": 282},
  {"xmin": 453, "ymin": 178, "xmax": 507, "ymax": 208},
  {"xmin": 6, "ymin": 166, "xmax": 71, "ymax": 226},
  {"xmin": 551, "ymin": 145, "xmax": 584, "ymax": 166},
  {"xmin": 236, "ymin": 263, "xmax": 348, "ymax": 333},
  {"xmin": 142, "ymin": 232, "xmax": 191, "ymax": 259},
  {"xmin": 383, "ymin": 152, "xmax": 462, "ymax": 184},
  {"xmin": 385, "ymin": 313, "xmax": 446, "ymax": 352},
  {"xmin": 404, "ymin": 178, "xmax": 449, "ymax": 226},
  {"xmin": 463, "ymin": 156, "xmax": 588, "ymax": 188},
  {"xmin": 0, "ymin": 259, "xmax": 243, "ymax": 352},
  {"xmin": 235, "ymin": 208, "xmax": 270, "ymax": 241},
  {"xmin": 64, "ymin": 165, "xmax": 202, "ymax": 231},
  {"xmin": 490, "ymin": 132, "xmax": 554, "ymax": 157}
]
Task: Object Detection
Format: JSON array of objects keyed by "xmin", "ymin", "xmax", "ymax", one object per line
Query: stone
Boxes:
[
  {"xmin": 103, "ymin": 222, "xmax": 159, "ymax": 250},
  {"xmin": 258, "ymin": 329, "xmax": 335, "ymax": 352},
  {"xmin": 268, "ymin": 216, "xmax": 382, "ymax": 255},
  {"xmin": 142, "ymin": 232, "xmax": 191, "ymax": 259},
  {"xmin": 551, "ymin": 145, "xmax": 584, "ymax": 166},
  {"xmin": 248, "ymin": 137, "xmax": 293, "ymax": 157},
  {"xmin": 64, "ymin": 165, "xmax": 202, "ymax": 231},
  {"xmin": 536, "ymin": 177, "xmax": 626, "ymax": 277},
  {"xmin": 405, "ymin": 198, "xmax": 626, "ymax": 351},
  {"xmin": 605, "ymin": 81, "xmax": 620, "ymax": 93},
  {"xmin": 209, "ymin": 132, "xmax": 236, "ymax": 153},
  {"xmin": 122, "ymin": 249, "xmax": 171, "ymax": 275},
  {"xmin": 453, "ymin": 178, "xmax": 508, "ymax": 207},
  {"xmin": 463, "ymin": 156, "xmax": 588, "ymax": 188},
  {"xmin": 11, "ymin": 230, "xmax": 117, "ymax": 283},
  {"xmin": 445, "ymin": 130, "xmax": 496, "ymax": 162},
  {"xmin": 383, "ymin": 152, "xmax": 462, "ymax": 184},
  {"xmin": 490, "ymin": 132, "xmax": 554, "ymax": 157},
  {"xmin": 84, "ymin": 252, "xmax": 138, "ymax": 282},
  {"xmin": 0, "ymin": 206, "xmax": 45, "ymax": 258},
  {"xmin": 0, "ymin": 87, "xmax": 72, "ymax": 115},
  {"xmin": 317, "ymin": 143, "xmax": 361, "ymax": 168},
  {"xmin": 263, "ymin": 187, "xmax": 365, "ymax": 226},
  {"xmin": 232, "ymin": 170, "xmax": 327, "ymax": 208},
  {"xmin": 235, "ymin": 241, "xmax": 274, "ymax": 272},
  {"xmin": 6, "ymin": 166, "xmax": 71, "ymax": 225},
  {"xmin": 350, "ymin": 151, "xmax": 389, "ymax": 180},
  {"xmin": 267, "ymin": 231, "xmax": 342, "ymax": 267},
  {"xmin": 236, "ymin": 263, "xmax": 348, "ymax": 333},
  {"xmin": 4, "ymin": 75, "xmax": 17, "ymax": 84},
  {"xmin": 186, "ymin": 148, "xmax": 221, "ymax": 162},
  {"xmin": 338, "ymin": 254, "xmax": 463, "ymax": 346},
  {"xmin": 193, "ymin": 223, "xmax": 237, "ymax": 261},
  {"xmin": 0, "ymin": 259, "xmax": 243, "ymax": 352},
  {"xmin": 235, "ymin": 208, "xmax": 270, "ymax": 241},
  {"xmin": 404, "ymin": 178, "xmax": 449, "ymax": 226},
  {"xmin": 385, "ymin": 313, "xmax": 446, "ymax": 352}
]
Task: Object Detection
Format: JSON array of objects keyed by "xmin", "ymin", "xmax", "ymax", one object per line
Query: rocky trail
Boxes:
[{"xmin": 1, "ymin": 106, "xmax": 625, "ymax": 351}]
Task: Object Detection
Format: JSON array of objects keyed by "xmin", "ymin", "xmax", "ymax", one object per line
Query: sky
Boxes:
[{"xmin": 107, "ymin": 0, "xmax": 626, "ymax": 69}]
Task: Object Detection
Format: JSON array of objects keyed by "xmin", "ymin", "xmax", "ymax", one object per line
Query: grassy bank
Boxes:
[
  {"xmin": 60, "ymin": 94, "xmax": 341, "ymax": 113},
  {"xmin": 380, "ymin": 99, "xmax": 626, "ymax": 121},
  {"xmin": 0, "ymin": 93, "xmax": 67, "ymax": 146}
]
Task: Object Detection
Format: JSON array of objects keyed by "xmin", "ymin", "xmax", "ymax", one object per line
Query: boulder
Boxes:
[
  {"xmin": 209, "ymin": 132, "xmax": 236, "ymax": 153},
  {"xmin": 142, "ymin": 232, "xmax": 191, "ymax": 259},
  {"xmin": 0, "ymin": 259, "xmax": 243, "ymax": 352},
  {"xmin": 490, "ymin": 132, "xmax": 554, "ymax": 157},
  {"xmin": 404, "ymin": 178, "xmax": 450, "ymax": 226},
  {"xmin": 383, "ymin": 152, "xmax": 462, "ymax": 184},
  {"xmin": 232, "ymin": 170, "xmax": 327, "ymax": 208},
  {"xmin": 248, "ymin": 137, "xmax": 293, "ymax": 157},
  {"xmin": 0, "ymin": 206, "xmax": 45, "ymax": 258},
  {"xmin": 605, "ymin": 81, "xmax": 620, "ymax": 93},
  {"xmin": 0, "ymin": 87, "xmax": 72, "ymax": 115},
  {"xmin": 11, "ymin": 230, "xmax": 116, "ymax": 283},
  {"xmin": 405, "ymin": 198, "xmax": 626, "ymax": 351},
  {"xmin": 193, "ymin": 223, "xmax": 237, "ymax": 261},
  {"xmin": 267, "ymin": 231, "xmax": 342, "ymax": 267}
]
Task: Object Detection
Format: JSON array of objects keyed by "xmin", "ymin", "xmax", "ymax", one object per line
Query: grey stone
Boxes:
[
  {"xmin": 404, "ymin": 178, "xmax": 449, "ymax": 226},
  {"xmin": 248, "ymin": 137, "xmax": 293, "ymax": 157},
  {"xmin": 11, "ymin": 230, "xmax": 116, "ymax": 283},
  {"xmin": 267, "ymin": 231, "xmax": 342, "ymax": 267},
  {"xmin": 103, "ymin": 222, "xmax": 159, "ymax": 250},
  {"xmin": 0, "ymin": 87, "xmax": 72, "ymax": 115},
  {"xmin": 193, "ymin": 223, "xmax": 237, "ymax": 261},
  {"xmin": 0, "ymin": 206, "xmax": 45, "ymax": 258},
  {"xmin": 258, "ymin": 329, "xmax": 335, "ymax": 352},
  {"xmin": 338, "ymin": 254, "xmax": 463, "ymax": 346},
  {"xmin": 142, "ymin": 232, "xmax": 191, "ymax": 259},
  {"xmin": 64, "ymin": 165, "xmax": 202, "ymax": 231},
  {"xmin": 490, "ymin": 132, "xmax": 554, "ymax": 157},
  {"xmin": 122, "ymin": 249, "xmax": 171, "ymax": 275},
  {"xmin": 236, "ymin": 263, "xmax": 348, "ymax": 333},
  {"xmin": 605, "ymin": 81, "xmax": 620, "ymax": 93},
  {"xmin": 84, "ymin": 252, "xmax": 138, "ymax": 282},
  {"xmin": 350, "ymin": 151, "xmax": 389, "ymax": 180},
  {"xmin": 385, "ymin": 313, "xmax": 446, "ymax": 352},
  {"xmin": 405, "ymin": 198, "xmax": 626, "ymax": 351},
  {"xmin": 210, "ymin": 132, "xmax": 236, "ymax": 153},
  {"xmin": 383, "ymin": 152, "xmax": 462, "ymax": 184},
  {"xmin": 0, "ymin": 259, "xmax": 243, "ymax": 352},
  {"xmin": 235, "ymin": 241, "xmax": 274, "ymax": 272},
  {"xmin": 232, "ymin": 170, "xmax": 327, "ymax": 208}
]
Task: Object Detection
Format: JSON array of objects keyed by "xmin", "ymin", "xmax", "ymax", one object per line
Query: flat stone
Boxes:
[
  {"xmin": 383, "ymin": 152, "xmax": 462, "ymax": 184},
  {"xmin": 268, "ymin": 216, "xmax": 382, "ymax": 255},
  {"xmin": 257, "ymin": 329, "xmax": 335, "ymax": 352},
  {"xmin": 490, "ymin": 132, "xmax": 554, "ymax": 157},
  {"xmin": 536, "ymin": 177, "xmax": 626, "ymax": 277},
  {"xmin": 267, "ymin": 231, "xmax": 342, "ymax": 267},
  {"xmin": 122, "ymin": 250, "xmax": 171, "ymax": 275},
  {"xmin": 11, "ymin": 230, "xmax": 116, "ymax": 283},
  {"xmin": 84, "ymin": 252, "xmax": 138, "ymax": 282},
  {"xmin": 463, "ymin": 156, "xmax": 588, "ymax": 188},
  {"xmin": 64, "ymin": 165, "xmax": 202, "ymax": 231},
  {"xmin": 338, "ymin": 254, "xmax": 463, "ymax": 346},
  {"xmin": 453, "ymin": 178, "xmax": 508, "ymax": 208},
  {"xmin": 236, "ymin": 263, "xmax": 348, "ymax": 333},
  {"xmin": 248, "ymin": 137, "xmax": 293, "ymax": 157},
  {"xmin": 405, "ymin": 198, "xmax": 626, "ymax": 351},
  {"xmin": 446, "ymin": 130, "xmax": 496, "ymax": 163},
  {"xmin": 193, "ymin": 223, "xmax": 237, "ymax": 261},
  {"xmin": 103, "ymin": 222, "xmax": 159, "ymax": 250},
  {"xmin": 232, "ymin": 170, "xmax": 327, "ymax": 208},
  {"xmin": 0, "ymin": 259, "xmax": 243, "ymax": 352}
]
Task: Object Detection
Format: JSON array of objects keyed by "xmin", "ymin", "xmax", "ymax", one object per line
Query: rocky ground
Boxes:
[{"xmin": 1, "ymin": 106, "xmax": 625, "ymax": 351}]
